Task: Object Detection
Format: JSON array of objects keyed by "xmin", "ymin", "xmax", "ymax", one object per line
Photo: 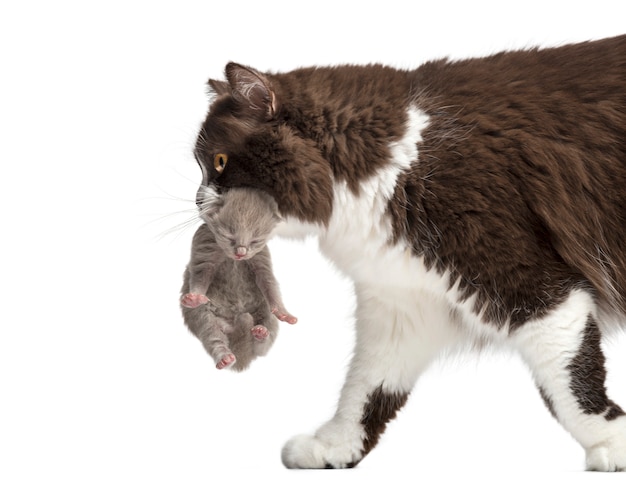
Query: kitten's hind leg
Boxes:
[
  {"xmin": 513, "ymin": 289, "xmax": 626, "ymax": 471},
  {"xmin": 234, "ymin": 312, "xmax": 268, "ymax": 341},
  {"xmin": 224, "ymin": 313, "xmax": 276, "ymax": 370},
  {"xmin": 197, "ymin": 315, "xmax": 236, "ymax": 370},
  {"xmin": 251, "ymin": 308, "xmax": 279, "ymax": 358},
  {"xmin": 251, "ymin": 325, "xmax": 269, "ymax": 340},
  {"xmin": 216, "ymin": 353, "xmax": 236, "ymax": 370}
]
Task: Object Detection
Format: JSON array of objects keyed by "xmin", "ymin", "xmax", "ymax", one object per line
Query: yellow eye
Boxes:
[{"xmin": 214, "ymin": 153, "xmax": 228, "ymax": 173}]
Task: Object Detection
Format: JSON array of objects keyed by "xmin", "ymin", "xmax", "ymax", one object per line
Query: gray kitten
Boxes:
[{"xmin": 180, "ymin": 188, "xmax": 297, "ymax": 371}]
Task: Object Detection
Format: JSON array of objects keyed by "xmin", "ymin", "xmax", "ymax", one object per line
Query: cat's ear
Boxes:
[
  {"xmin": 207, "ymin": 79, "xmax": 231, "ymax": 97},
  {"xmin": 225, "ymin": 62, "xmax": 278, "ymax": 120}
]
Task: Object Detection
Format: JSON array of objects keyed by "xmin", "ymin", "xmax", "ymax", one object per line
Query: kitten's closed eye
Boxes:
[{"xmin": 214, "ymin": 225, "xmax": 233, "ymax": 239}]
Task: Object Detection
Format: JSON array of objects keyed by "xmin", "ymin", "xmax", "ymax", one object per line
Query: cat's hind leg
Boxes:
[
  {"xmin": 513, "ymin": 289, "xmax": 626, "ymax": 471},
  {"xmin": 282, "ymin": 287, "xmax": 458, "ymax": 469}
]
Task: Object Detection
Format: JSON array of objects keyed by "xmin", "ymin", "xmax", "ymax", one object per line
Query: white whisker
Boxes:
[
  {"xmin": 138, "ymin": 191, "xmax": 202, "ymax": 242},
  {"xmin": 150, "ymin": 211, "xmax": 202, "ymax": 243}
]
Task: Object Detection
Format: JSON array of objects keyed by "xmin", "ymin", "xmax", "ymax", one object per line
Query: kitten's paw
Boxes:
[
  {"xmin": 181, "ymin": 293, "xmax": 209, "ymax": 308},
  {"xmin": 216, "ymin": 353, "xmax": 236, "ymax": 370},
  {"xmin": 251, "ymin": 325, "xmax": 269, "ymax": 341},
  {"xmin": 281, "ymin": 433, "xmax": 362, "ymax": 469},
  {"xmin": 271, "ymin": 308, "xmax": 298, "ymax": 325},
  {"xmin": 586, "ymin": 437, "xmax": 626, "ymax": 471}
]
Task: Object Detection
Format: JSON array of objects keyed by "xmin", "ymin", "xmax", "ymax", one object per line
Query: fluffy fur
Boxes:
[
  {"xmin": 192, "ymin": 35, "xmax": 626, "ymax": 469},
  {"xmin": 181, "ymin": 188, "xmax": 296, "ymax": 371}
]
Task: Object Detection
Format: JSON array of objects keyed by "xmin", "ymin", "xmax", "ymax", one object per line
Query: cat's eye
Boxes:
[{"xmin": 214, "ymin": 153, "xmax": 228, "ymax": 173}]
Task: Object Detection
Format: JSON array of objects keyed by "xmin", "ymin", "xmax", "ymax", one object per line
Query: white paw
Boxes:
[
  {"xmin": 586, "ymin": 438, "xmax": 626, "ymax": 471},
  {"xmin": 281, "ymin": 433, "xmax": 363, "ymax": 469}
]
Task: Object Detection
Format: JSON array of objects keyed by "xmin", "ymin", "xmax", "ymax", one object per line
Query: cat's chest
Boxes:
[
  {"xmin": 309, "ymin": 108, "xmax": 502, "ymax": 337},
  {"xmin": 208, "ymin": 260, "xmax": 262, "ymax": 304},
  {"xmin": 319, "ymin": 211, "xmax": 509, "ymax": 342}
]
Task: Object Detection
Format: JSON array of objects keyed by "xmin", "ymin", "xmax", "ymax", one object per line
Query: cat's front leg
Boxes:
[{"xmin": 282, "ymin": 287, "xmax": 456, "ymax": 468}]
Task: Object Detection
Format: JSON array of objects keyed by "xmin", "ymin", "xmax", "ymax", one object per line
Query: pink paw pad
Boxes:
[
  {"xmin": 181, "ymin": 293, "xmax": 209, "ymax": 308},
  {"xmin": 216, "ymin": 353, "xmax": 236, "ymax": 370},
  {"xmin": 251, "ymin": 325, "xmax": 269, "ymax": 340}
]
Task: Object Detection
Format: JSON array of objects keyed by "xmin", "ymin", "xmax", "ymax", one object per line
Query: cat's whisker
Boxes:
[
  {"xmin": 137, "ymin": 200, "xmax": 202, "ymax": 241},
  {"xmin": 190, "ymin": 40, "xmax": 626, "ymax": 470},
  {"xmin": 139, "ymin": 194, "xmax": 195, "ymax": 206},
  {"xmin": 181, "ymin": 188, "xmax": 284, "ymax": 371},
  {"xmin": 152, "ymin": 213, "xmax": 202, "ymax": 242}
]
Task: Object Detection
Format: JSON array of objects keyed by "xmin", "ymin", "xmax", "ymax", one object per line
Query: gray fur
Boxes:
[{"xmin": 180, "ymin": 188, "xmax": 296, "ymax": 371}]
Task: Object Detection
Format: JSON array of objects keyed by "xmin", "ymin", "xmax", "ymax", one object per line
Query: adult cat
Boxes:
[{"xmin": 192, "ymin": 34, "xmax": 626, "ymax": 470}]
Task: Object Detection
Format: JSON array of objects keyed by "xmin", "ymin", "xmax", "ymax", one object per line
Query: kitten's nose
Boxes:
[{"xmin": 235, "ymin": 246, "xmax": 248, "ymax": 259}]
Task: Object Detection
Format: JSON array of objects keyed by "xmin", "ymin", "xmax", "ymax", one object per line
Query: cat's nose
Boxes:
[{"xmin": 235, "ymin": 246, "xmax": 248, "ymax": 259}]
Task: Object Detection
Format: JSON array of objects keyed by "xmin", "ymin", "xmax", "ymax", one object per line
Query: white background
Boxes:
[{"xmin": 1, "ymin": 1, "xmax": 625, "ymax": 489}]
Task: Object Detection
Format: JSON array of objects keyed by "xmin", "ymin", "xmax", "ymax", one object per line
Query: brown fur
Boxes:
[
  {"xmin": 193, "ymin": 35, "xmax": 626, "ymax": 469},
  {"xmin": 196, "ymin": 37, "xmax": 626, "ymax": 328},
  {"xmin": 359, "ymin": 386, "xmax": 409, "ymax": 462},
  {"xmin": 392, "ymin": 35, "xmax": 626, "ymax": 326}
]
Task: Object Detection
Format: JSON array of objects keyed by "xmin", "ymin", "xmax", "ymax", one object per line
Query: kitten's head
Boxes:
[
  {"xmin": 194, "ymin": 63, "xmax": 333, "ymax": 226},
  {"xmin": 205, "ymin": 188, "xmax": 280, "ymax": 261}
]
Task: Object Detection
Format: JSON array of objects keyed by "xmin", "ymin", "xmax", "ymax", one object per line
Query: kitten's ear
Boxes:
[
  {"xmin": 264, "ymin": 193, "xmax": 282, "ymax": 222},
  {"xmin": 207, "ymin": 79, "xmax": 231, "ymax": 97},
  {"xmin": 225, "ymin": 62, "xmax": 278, "ymax": 120}
]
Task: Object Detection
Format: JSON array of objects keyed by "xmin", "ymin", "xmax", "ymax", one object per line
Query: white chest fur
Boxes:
[
  {"xmin": 278, "ymin": 106, "xmax": 509, "ymax": 345},
  {"xmin": 319, "ymin": 107, "xmax": 429, "ymax": 284}
]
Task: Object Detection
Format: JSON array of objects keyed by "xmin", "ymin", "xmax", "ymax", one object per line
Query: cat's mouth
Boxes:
[{"xmin": 234, "ymin": 246, "xmax": 248, "ymax": 260}]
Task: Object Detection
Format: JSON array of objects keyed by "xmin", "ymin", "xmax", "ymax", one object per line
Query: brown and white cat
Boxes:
[
  {"xmin": 192, "ymin": 35, "xmax": 626, "ymax": 470},
  {"xmin": 181, "ymin": 187, "xmax": 297, "ymax": 371}
]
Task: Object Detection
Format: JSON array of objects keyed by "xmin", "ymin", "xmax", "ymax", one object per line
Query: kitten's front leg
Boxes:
[
  {"xmin": 250, "ymin": 252, "xmax": 297, "ymax": 324},
  {"xmin": 270, "ymin": 307, "xmax": 297, "ymax": 324},
  {"xmin": 180, "ymin": 292, "xmax": 209, "ymax": 308},
  {"xmin": 181, "ymin": 226, "xmax": 223, "ymax": 309},
  {"xmin": 282, "ymin": 287, "xmax": 456, "ymax": 468},
  {"xmin": 181, "ymin": 260, "xmax": 219, "ymax": 309}
]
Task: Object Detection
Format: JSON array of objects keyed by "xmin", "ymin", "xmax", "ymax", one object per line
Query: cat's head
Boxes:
[
  {"xmin": 204, "ymin": 188, "xmax": 280, "ymax": 261},
  {"xmin": 194, "ymin": 63, "xmax": 333, "ymax": 226}
]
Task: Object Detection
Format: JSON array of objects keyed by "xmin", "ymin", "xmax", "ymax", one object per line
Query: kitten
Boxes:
[
  {"xmin": 180, "ymin": 187, "xmax": 297, "ymax": 371},
  {"xmin": 192, "ymin": 35, "xmax": 626, "ymax": 470}
]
